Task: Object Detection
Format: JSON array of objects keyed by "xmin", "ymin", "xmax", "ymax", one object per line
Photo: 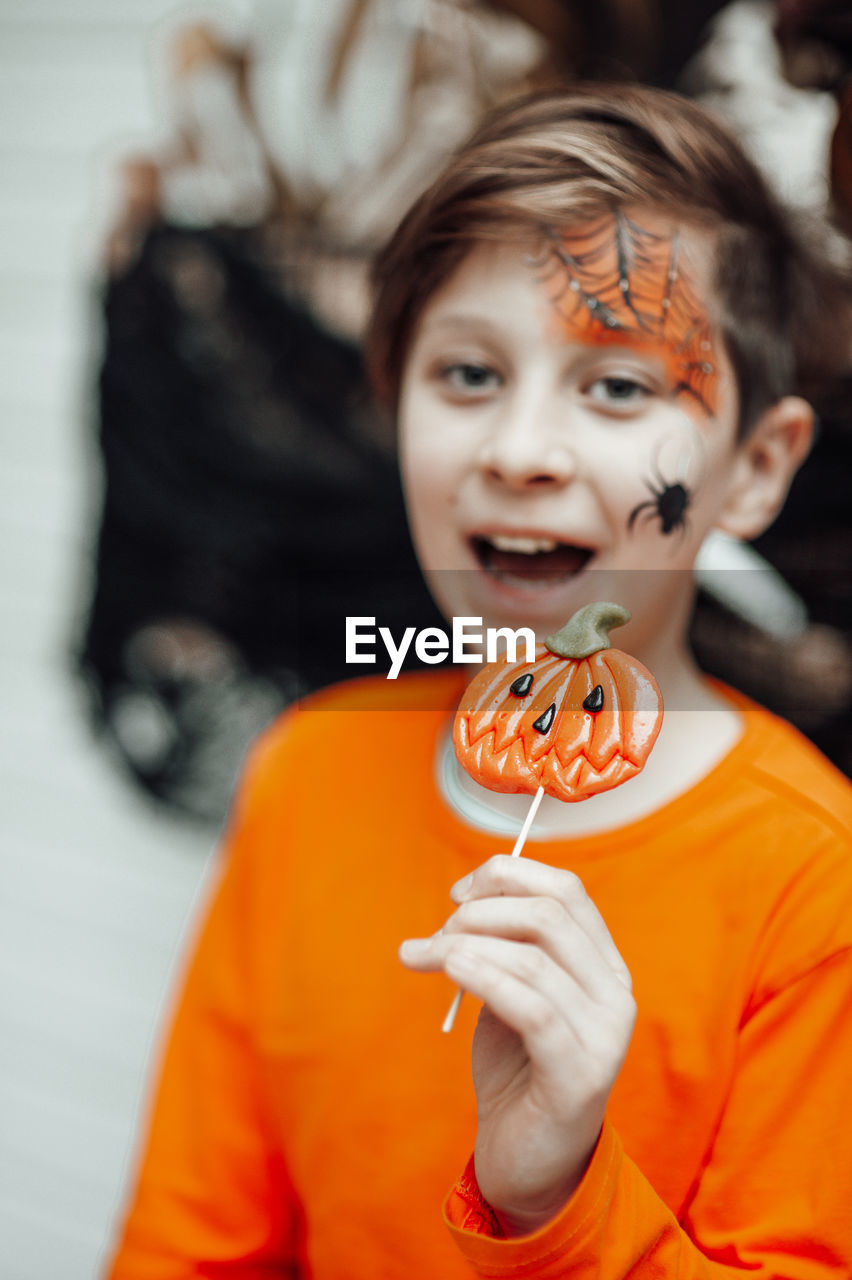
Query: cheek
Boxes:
[
  {"xmin": 398, "ymin": 444, "xmax": 463, "ymax": 578},
  {"xmin": 588, "ymin": 432, "xmax": 660, "ymax": 519},
  {"xmin": 400, "ymin": 442, "xmax": 456, "ymax": 523},
  {"xmin": 399, "ymin": 401, "xmax": 471, "ymax": 518},
  {"xmin": 399, "ymin": 382, "xmax": 451, "ymax": 473}
]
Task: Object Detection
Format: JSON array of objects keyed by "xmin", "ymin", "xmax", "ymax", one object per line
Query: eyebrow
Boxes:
[
  {"xmin": 420, "ymin": 313, "xmax": 503, "ymax": 335},
  {"xmin": 424, "ymin": 311, "xmax": 670, "ymax": 358}
]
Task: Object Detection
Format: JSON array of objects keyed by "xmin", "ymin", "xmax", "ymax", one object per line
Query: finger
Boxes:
[
  {"xmin": 451, "ymin": 856, "xmax": 632, "ymax": 988},
  {"xmin": 438, "ymin": 938, "xmax": 621, "ymax": 1077},
  {"xmin": 400, "ymin": 931, "xmax": 611, "ymax": 1039},
  {"xmin": 403, "ymin": 930, "xmax": 581, "ymax": 1013},
  {"xmin": 440, "ymin": 895, "xmax": 626, "ymax": 1003},
  {"xmin": 400, "ymin": 931, "xmax": 635, "ymax": 1074},
  {"xmin": 446, "ymin": 946, "xmax": 572, "ymax": 1063}
]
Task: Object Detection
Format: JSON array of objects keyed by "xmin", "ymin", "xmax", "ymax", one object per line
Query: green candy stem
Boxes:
[{"xmin": 544, "ymin": 602, "xmax": 631, "ymax": 660}]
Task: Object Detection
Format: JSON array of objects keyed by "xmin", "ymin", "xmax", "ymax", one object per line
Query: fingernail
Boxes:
[
  {"xmin": 451, "ymin": 873, "xmax": 473, "ymax": 902},
  {"xmin": 399, "ymin": 938, "xmax": 430, "ymax": 960}
]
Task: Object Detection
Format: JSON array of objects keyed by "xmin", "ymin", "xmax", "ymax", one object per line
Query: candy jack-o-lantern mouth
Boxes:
[
  {"xmin": 471, "ymin": 534, "xmax": 595, "ymax": 586},
  {"xmin": 453, "ymin": 601, "xmax": 663, "ymax": 802}
]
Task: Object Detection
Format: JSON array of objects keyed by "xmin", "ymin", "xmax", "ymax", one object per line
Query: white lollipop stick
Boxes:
[{"xmin": 441, "ymin": 784, "xmax": 546, "ymax": 1034}]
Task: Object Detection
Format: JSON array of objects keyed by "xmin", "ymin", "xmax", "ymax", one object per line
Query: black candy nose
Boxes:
[{"xmin": 583, "ymin": 684, "xmax": 604, "ymax": 713}]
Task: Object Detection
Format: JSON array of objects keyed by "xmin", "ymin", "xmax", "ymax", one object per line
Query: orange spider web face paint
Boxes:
[{"xmin": 536, "ymin": 212, "xmax": 720, "ymax": 421}]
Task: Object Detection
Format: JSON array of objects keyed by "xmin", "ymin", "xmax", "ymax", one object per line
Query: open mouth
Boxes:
[{"xmin": 472, "ymin": 533, "xmax": 595, "ymax": 588}]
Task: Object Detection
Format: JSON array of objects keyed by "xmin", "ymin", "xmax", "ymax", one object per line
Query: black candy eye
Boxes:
[
  {"xmin": 510, "ymin": 673, "xmax": 534, "ymax": 697},
  {"xmin": 583, "ymin": 685, "xmax": 604, "ymax": 713},
  {"xmin": 532, "ymin": 703, "xmax": 556, "ymax": 734}
]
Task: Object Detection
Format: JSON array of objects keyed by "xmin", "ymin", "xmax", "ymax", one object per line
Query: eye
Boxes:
[
  {"xmin": 440, "ymin": 362, "xmax": 502, "ymax": 395},
  {"xmin": 586, "ymin": 374, "xmax": 652, "ymax": 406}
]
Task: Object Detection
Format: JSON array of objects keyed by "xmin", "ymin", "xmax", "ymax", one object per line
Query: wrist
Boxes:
[
  {"xmin": 490, "ymin": 1173, "xmax": 586, "ymax": 1239},
  {"xmin": 481, "ymin": 1135, "xmax": 601, "ymax": 1238}
]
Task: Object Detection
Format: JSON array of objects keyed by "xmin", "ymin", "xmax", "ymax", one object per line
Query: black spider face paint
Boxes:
[
  {"xmin": 532, "ymin": 213, "xmax": 719, "ymax": 421},
  {"xmin": 628, "ymin": 443, "xmax": 694, "ymax": 538}
]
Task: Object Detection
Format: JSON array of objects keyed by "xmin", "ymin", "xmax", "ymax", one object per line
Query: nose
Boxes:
[{"xmin": 477, "ymin": 402, "xmax": 577, "ymax": 490}]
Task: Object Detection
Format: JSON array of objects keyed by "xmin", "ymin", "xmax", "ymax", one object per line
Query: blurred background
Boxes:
[
  {"xmin": 1, "ymin": 5, "xmax": 230, "ymax": 1278},
  {"xmin": 1, "ymin": 2, "xmax": 850, "ymax": 1277}
]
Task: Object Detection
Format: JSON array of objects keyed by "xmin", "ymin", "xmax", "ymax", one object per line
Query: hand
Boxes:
[{"xmin": 400, "ymin": 854, "xmax": 635, "ymax": 1235}]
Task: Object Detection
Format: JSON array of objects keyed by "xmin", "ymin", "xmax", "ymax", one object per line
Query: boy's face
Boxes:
[{"xmin": 398, "ymin": 211, "xmax": 745, "ymax": 654}]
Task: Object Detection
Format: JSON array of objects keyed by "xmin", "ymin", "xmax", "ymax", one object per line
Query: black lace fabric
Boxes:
[{"xmin": 78, "ymin": 224, "xmax": 443, "ymax": 820}]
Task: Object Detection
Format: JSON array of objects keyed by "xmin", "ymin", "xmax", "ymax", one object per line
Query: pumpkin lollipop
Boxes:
[
  {"xmin": 443, "ymin": 601, "xmax": 663, "ymax": 1032},
  {"xmin": 454, "ymin": 601, "xmax": 663, "ymax": 803}
]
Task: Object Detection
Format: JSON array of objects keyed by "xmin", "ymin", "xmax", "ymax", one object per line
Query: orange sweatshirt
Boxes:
[{"xmin": 105, "ymin": 671, "xmax": 852, "ymax": 1279}]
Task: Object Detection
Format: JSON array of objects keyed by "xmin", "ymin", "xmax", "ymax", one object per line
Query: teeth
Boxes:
[{"xmin": 488, "ymin": 534, "xmax": 559, "ymax": 555}]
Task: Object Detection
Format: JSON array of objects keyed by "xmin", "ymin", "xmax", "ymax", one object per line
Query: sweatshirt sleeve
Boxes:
[
  {"xmin": 445, "ymin": 943, "xmax": 852, "ymax": 1277},
  {"xmin": 104, "ymin": 738, "xmax": 303, "ymax": 1279}
]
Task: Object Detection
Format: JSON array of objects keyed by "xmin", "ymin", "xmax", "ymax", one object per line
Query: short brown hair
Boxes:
[{"xmin": 366, "ymin": 84, "xmax": 850, "ymax": 436}]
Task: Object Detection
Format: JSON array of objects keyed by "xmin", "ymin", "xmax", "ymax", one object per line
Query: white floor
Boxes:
[{"xmin": 0, "ymin": 6, "xmax": 249, "ymax": 1277}]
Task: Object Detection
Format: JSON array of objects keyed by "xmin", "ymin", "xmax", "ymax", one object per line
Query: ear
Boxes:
[{"xmin": 716, "ymin": 396, "xmax": 814, "ymax": 541}]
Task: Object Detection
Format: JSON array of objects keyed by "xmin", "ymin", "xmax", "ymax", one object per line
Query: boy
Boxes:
[{"xmin": 106, "ymin": 86, "xmax": 852, "ymax": 1277}]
